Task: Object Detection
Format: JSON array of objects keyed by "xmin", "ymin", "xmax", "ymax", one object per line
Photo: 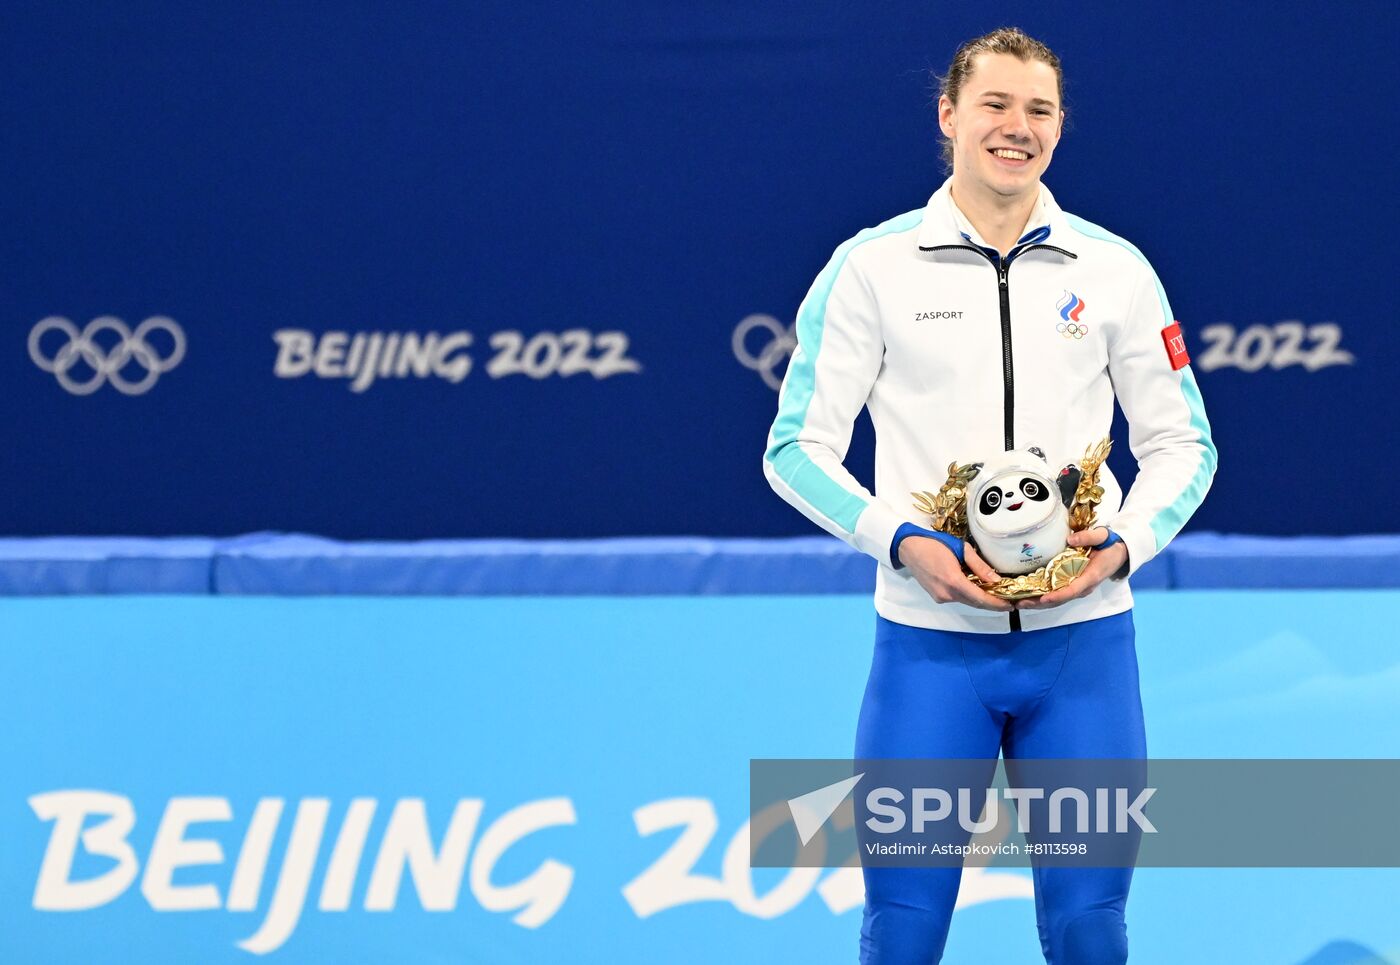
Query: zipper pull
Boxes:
[{"xmin": 998, "ymin": 264, "xmax": 1008, "ymax": 287}]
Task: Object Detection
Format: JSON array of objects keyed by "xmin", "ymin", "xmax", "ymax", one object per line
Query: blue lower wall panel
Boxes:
[{"xmin": 2, "ymin": 590, "xmax": 1397, "ymax": 963}]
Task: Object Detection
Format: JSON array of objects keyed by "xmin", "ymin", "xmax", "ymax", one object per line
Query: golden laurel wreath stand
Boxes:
[{"xmin": 911, "ymin": 438, "xmax": 1113, "ymax": 601}]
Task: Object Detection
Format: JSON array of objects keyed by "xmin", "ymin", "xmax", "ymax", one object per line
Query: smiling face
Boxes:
[
  {"xmin": 938, "ymin": 52, "xmax": 1063, "ymax": 205},
  {"xmin": 975, "ymin": 471, "xmax": 1055, "ymax": 535}
]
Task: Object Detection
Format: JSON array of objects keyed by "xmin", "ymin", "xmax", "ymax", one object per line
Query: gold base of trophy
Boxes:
[{"xmin": 969, "ymin": 547, "xmax": 1092, "ymax": 601}]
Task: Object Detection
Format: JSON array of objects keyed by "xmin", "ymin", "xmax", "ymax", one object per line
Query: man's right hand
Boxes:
[{"xmin": 897, "ymin": 536, "xmax": 1013, "ymax": 612}]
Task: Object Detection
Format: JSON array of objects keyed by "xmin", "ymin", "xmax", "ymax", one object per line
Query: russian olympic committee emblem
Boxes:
[
  {"xmin": 28, "ymin": 316, "xmax": 186, "ymax": 395},
  {"xmin": 732, "ymin": 313, "xmax": 795, "ymax": 391},
  {"xmin": 1055, "ymin": 290, "xmax": 1089, "ymax": 341}
]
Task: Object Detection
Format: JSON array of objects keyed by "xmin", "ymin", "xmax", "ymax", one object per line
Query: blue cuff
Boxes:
[
  {"xmin": 1100, "ymin": 528, "xmax": 1122, "ymax": 550},
  {"xmin": 891, "ymin": 522, "xmax": 964, "ymax": 568}
]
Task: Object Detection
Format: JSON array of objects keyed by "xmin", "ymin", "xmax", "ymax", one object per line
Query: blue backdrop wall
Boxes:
[{"xmin": 4, "ymin": 1, "xmax": 1395, "ymax": 538}]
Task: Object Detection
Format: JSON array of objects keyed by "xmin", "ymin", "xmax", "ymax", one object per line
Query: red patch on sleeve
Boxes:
[{"xmin": 1162, "ymin": 321, "xmax": 1190, "ymax": 370}]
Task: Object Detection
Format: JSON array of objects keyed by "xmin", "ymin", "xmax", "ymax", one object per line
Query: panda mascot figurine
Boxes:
[{"xmin": 965, "ymin": 447, "xmax": 1080, "ymax": 576}]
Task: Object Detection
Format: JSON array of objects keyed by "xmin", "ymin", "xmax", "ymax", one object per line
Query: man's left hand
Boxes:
[{"xmin": 1017, "ymin": 527, "xmax": 1128, "ymax": 611}]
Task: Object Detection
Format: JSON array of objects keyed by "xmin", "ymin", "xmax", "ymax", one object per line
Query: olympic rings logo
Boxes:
[
  {"xmin": 732, "ymin": 314, "xmax": 795, "ymax": 391},
  {"xmin": 1056, "ymin": 321, "xmax": 1089, "ymax": 340},
  {"xmin": 28, "ymin": 316, "xmax": 186, "ymax": 395}
]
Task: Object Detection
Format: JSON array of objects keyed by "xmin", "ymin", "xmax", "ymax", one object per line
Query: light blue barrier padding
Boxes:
[
  {"xmin": 1129, "ymin": 548, "xmax": 1172, "ymax": 589},
  {"xmin": 0, "ymin": 533, "xmax": 1397, "ymax": 594},
  {"xmin": 211, "ymin": 534, "xmax": 878, "ymax": 595},
  {"xmin": 1170, "ymin": 534, "xmax": 1400, "ymax": 588},
  {"xmin": 0, "ymin": 538, "xmax": 216, "ymax": 594},
  {"xmin": 2, "ymin": 591, "xmax": 1398, "ymax": 964}
]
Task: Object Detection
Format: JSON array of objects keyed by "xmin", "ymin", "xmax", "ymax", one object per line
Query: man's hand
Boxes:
[
  {"xmin": 1017, "ymin": 527, "xmax": 1128, "ymax": 611},
  {"xmin": 898, "ymin": 536, "xmax": 1013, "ymax": 612}
]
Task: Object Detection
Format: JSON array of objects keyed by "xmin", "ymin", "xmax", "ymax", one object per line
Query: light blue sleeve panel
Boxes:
[{"xmin": 763, "ymin": 211, "xmax": 922, "ymax": 561}]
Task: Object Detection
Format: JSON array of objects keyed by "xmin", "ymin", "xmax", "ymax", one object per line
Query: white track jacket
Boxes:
[{"xmin": 764, "ymin": 180, "xmax": 1217, "ymax": 633}]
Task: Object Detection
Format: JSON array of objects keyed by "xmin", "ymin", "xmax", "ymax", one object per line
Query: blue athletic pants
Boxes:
[{"xmin": 854, "ymin": 609, "xmax": 1145, "ymax": 964}]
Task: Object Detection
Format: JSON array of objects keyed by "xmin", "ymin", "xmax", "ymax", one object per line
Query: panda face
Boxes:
[
  {"xmin": 977, "ymin": 475, "xmax": 1049, "ymax": 516},
  {"xmin": 974, "ymin": 471, "xmax": 1056, "ymax": 534}
]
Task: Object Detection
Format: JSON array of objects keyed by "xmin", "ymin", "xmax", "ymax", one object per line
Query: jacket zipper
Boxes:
[
  {"xmin": 997, "ymin": 262, "xmax": 1013, "ymax": 450},
  {"xmin": 994, "ymin": 255, "xmax": 1019, "ymax": 631},
  {"xmin": 920, "ymin": 241, "xmax": 1078, "ymax": 632}
]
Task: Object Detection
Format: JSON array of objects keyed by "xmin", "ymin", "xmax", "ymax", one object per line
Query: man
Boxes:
[{"xmin": 763, "ymin": 27, "xmax": 1216, "ymax": 965}]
